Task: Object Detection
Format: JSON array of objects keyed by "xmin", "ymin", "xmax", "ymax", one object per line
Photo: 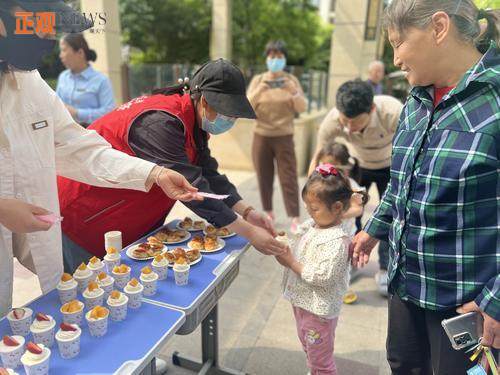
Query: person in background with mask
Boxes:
[
  {"xmin": 0, "ymin": 0, "xmax": 199, "ymax": 318},
  {"xmin": 56, "ymin": 33, "xmax": 115, "ymax": 127},
  {"xmin": 58, "ymin": 59, "xmax": 287, "ymax": 272},
  {"xmin": 366, "ymin": 60, "xmax": 385, "ymax": 95},
  {"xmin": 247, "ymin": 40, "xmax": 307, "ymax": 234}
]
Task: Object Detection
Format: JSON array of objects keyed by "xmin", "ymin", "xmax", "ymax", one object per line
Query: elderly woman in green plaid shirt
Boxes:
[{"xmin": 351, "ymin": 1, "xmax": 499, "ymax": 374}]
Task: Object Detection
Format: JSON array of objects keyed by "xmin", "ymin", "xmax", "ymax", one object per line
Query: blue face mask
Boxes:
[
  {"xmin": 201, "ymin": 109, "xmax": 237, "ymax": 135},
  {"xmin": 266, "ymin": 57, "xmax": 286, "ymax": 73}
]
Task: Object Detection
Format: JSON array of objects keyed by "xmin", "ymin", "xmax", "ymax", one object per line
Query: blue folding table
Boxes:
[
  {"xmin": 0, "ymin": 290, "xmax": 185, "ymax": 374},
  {"xmin": 122, "ymin": 220, "xmax": 250, "ymax": 375}
]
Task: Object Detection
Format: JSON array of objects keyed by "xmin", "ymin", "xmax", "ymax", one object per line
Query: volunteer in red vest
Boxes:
[{"xmin": 58, "ymin": 59, "xmax": 287, "ymax": 272}]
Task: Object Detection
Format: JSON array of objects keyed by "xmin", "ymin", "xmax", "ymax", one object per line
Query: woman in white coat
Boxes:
[{"xmin": 0, "ymin": 0, "xmax": 199, "ymax": 318}]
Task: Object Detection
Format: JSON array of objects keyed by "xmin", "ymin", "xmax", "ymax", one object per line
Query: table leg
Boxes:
[{"xmin": 172, "ymin": 305, "xmax": 246, "ymax": 375}]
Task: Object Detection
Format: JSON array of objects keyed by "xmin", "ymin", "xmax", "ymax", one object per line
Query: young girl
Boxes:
[
  {"xmin": 315, "ymin": 141, "xmax": 367, "ymax": 238},
  {"xmin": 276, "ymin": 164, "xmax": 362, "ymax": 375}
]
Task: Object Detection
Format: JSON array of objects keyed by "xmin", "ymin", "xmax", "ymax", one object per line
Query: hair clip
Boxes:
[{"xmin": 315, "ymin": 163, "xmax": 339, "ymax": 177}]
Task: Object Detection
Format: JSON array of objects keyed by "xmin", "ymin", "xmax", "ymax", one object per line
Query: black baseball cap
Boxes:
[
  {"xmin": 191, "ymin": 59, "xmax": 256, "ymax": 119},
  {"xmin": 9, "ymin": 0, "xmax": 94, "ymax": 32}
]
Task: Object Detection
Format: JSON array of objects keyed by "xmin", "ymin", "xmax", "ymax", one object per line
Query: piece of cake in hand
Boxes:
[
  {"xmin": 73, "ymin": 263, "xmax": 93, "ymax": 293},
  {"xmin": 55, "ymin": 323, "xmax": 81, "ymax": 359},
  {"xmin": 82, "ymin": 281, "xmax": 105, "ymax": 310},
  {"xmin": 29, "ymin": 314, "xmax": 56, "ymax": 348},
  {"xmin": 139, "ymin": 266, "xmax": 159, "ymax": 296},
  {"xmin": 60, "ymin": 300, "xmax": 85, "ymax": 326},
  {"xmin": 151, "ymin": 254, "xmax": 169, "ymax": 280},
  {"xmin": 85, "ymin": 306, "xmax": 109, "ymax": 337},
  {"xmin": 6, "ymin": 308, "xmax": 33, "ymax": 337},
  {"xmin": 173, "ymin": 258, "xmax": 190, "ymax": 286},
  {"xmin": 106, "ymin": 290, "xmax": 129, "ymax": 321},
  {"xmin": 87, "ymin": 256, "xmax": 105, "ymax": 277},
  {"xmin": 275, "ymin": 231, "xmax": 290, "ymax": 246},
  {"xmin": 20, "ymin": 342, "xmax": 50, "ymax": 375},
  {"xmin": 96, "ymin": 272, "xmax": 115, "ymax": 300},
  {"xmin": 103, "ymin": 247, "xmax": 121, "ymax": 273},
  {"xmin": 124, "ymin": 278, "xmax": 144, "ymax": 309},
  {"xmin": 0, "ymin": 335, "xmax": 25, "ymax": 370},
  {"xmin": 111, "ymin": 264, "xmax": 131, "ymax": 289},
  {"xmin": 56, "ymin": 273, "xmax": 78, "ymax": 305}
]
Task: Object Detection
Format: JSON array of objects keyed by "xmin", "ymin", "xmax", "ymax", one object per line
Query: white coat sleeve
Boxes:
[{"xmin": 49, "ymin": 83, "xmax": 156, "ymax": 192}]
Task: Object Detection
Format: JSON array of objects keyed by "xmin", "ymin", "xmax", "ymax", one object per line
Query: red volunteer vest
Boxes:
[{"xmin": 58, "ymin": 94, "xmax": 198, "ymax": 256}]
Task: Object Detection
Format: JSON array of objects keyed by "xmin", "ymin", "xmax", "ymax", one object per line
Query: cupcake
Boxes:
[
  {"xmin": 73, "ymin": 263, "xmax": 93, "ymax": 293},
  {"xmin": 82, "ymin": 281, "xmax": 104, "ymax": 310},
  {"xmin": 6, "ymin": 308, "xmax": 33, "ymax": 337},
  {"xmin": 60, "ymin": 300, "xmax": 84, "ymax": 326},
  {"xmin": 123, "ymin": 278, "xmax": 144, "ymax": 309},
  {"xmin": 87, "ymin": 256, "xmax": 105, "ymax": 277},
  {"xmin": 139, "ymin": 266, "xmax": 158, "ymax": 296},
  {"xmin": 56, "ymin": 273, "xmax": 78, "ymax": 305},
  {"xmin": 20, "ymin": 342, "xmax": 50, "ymax": 375},
  {"xmin": 0, "ymin": 335, "xmax": 24, "ymax": 369},
  {"xmin": 103, "ymin": 247, "xmax": 121, "ymax": 273},
  {"xmin": 275, "ymin": 231, "xmax": 290, "ymax": 246},
  {"xmin": 112, "ymin": 264, "xmax": 131, "ymax": 289},
  {"xmin": 173, "ymin": 257, "xmax": 190, "ymax": 286},
  {"xmin": 85, "ymin": 306, "xmax": 109, "ymax": 337},
  {"xmin": 55, "ymin": 323, "xmax": 81, "ymax": 359},
  {"xmin": 106, "ymin": 290, "xmax": 129, "ymax": 322},
  {"xmin": 96, "ymin": 272, "xmax": 115, "ymax": 300},
  {"xmin": 151, "ymin": 254, "xmax": 169, "ymax": 281},
  {"xmin": 29, "ymin": 314, "xmax": 55, "ymax": 348}
]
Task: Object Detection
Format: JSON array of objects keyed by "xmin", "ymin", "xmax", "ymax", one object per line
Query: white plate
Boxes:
[
  {"xmin": 203, "ymin": 228, "xmax": 236, "ymax": 239},
  {"xmin": 176, "ymin": 221, "xmax": 206, "ymax": 232},
  {"xmin": 188, "ymin": 238, "xmax": 226, "ymax": 253},
  {"xmin": 126, "ymin": 244, "xmax": 168, "ymax": 261},
  {"xmin": 166, "ymin": 252, "xmax": 203, "ymax": 268},
  {"xmin": 155, "ymin": 231, "xmax": 192, "ymax": 245}
]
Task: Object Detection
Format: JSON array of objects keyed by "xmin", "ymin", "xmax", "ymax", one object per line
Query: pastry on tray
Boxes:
[
  {"xmin": 155, "ymin": 228, "xmax": 188, "ymax": 243},
  {"xmin": 178, "ymin": 217, "xmax": 193, "ymax": 230},
  {"xmin": 187, "ymin": 235, "xmax": 204, "ymax": 250},
  {"xmin": 204, "ymin": 235, "xmax": 219, "ymax": 251},
  {"xmin": 205, "ymin": 225, "xmax": 217, "ymax": 236},
  {"xmin": 186, "ymin": 249, "xmax": 200, "ymax": 262},
  {"xmin": 193, "ymin": 220, "xmax": 205, "ymax": 230},
  {"xmin": 171, "ymin": 247, "xmax": 186, "ymax": 260}
]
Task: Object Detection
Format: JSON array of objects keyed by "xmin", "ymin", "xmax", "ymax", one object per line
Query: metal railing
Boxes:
[{"xmin": 125, "ymin": 63, "xmax": 328, "ymax": 113}]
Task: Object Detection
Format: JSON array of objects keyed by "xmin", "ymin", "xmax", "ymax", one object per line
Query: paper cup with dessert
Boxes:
[
  {"xmin": 20, "ymin": 342, "xmax": 50, "ymax": 375},
  {"xmin": 55, "ymin": 323, "xmax": 81, "ymax": 359},
  {"xmin": 112, "ymin": 264, "xmax": 131, "ymax": 289},
  {"xmin": 60, "ymin": 300, "xmax": 85, "ymax": 326},
  {"xmin": 85, "ymin": 306, "xmax": 109, "ymax": 337},
  {"xmin": 6, "ymin": 308, "xmax": 33, "ymax": 337},
  {"xmin": 139, "ymin": 267, "xmax": 158, "ymax": 296},
  {"xmin": 73, "ymin": 263, "xmax": 93, "ymax": 293},
  {"xmin": 29, "ymin": 313, "xmax": 55, "ymax": 348},
  {"xmin": 103, "ymin": 247, "xmax": 121, "ymax": 273},
  {"xmin": 87, "ymin": 256, "xmax": 105, "ymax": 277},
  {"xmin": 56, "ymin": 273, "xmax": 78, "ymax": 304},
  {"xmin": 124, "ymin": 278, "xmax": 143, "ymax": 309},
  {"xmin": 151, "ymin": 254, "xmax": 169, "ymax": 280},
  {"xmin": 106, "ymin": 290, "xmax": 129, "ymax": 321},
  {"xmin": 82, "ymin": 281, "xmax": 105, "ymax": 310},
  {"xmin": 96, "ymin": 272, "xmax": 115, "ymax": 299},
  {"xmin": 0, "ymin": 335, "xmax": 25, "ymax": 369},
  {"xmin": 173, "ymin": 257, "xmax": 190, "ymax": 286}
]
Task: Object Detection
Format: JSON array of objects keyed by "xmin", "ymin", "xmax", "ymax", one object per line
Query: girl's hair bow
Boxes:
[{"xmin": 315, "ymin": 163, "xmax": 339, "ymax": 177}]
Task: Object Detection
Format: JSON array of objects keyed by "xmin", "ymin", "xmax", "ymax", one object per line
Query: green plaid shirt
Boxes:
[{"xmin": 365, "ymin": 43, "xmax": 500, "ymax": 320}]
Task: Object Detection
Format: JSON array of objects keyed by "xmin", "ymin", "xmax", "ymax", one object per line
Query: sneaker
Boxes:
[{"xmin": 375, "ymin": 270, "xmax": 388, "ymax": 297}]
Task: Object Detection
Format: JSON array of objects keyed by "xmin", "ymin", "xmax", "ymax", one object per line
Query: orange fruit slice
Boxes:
[
  {"xmin": 110, "ymin": 290, "xmax": 121, "ymax": 299},
  {"xmin": 343, "ymin": 291, "xmax": 358, "ymax": 304},
  {"xmin": 97, "ymin": 272, "xmax": 107, "ymax": 281},
  {"xmin": 89, "ymin": 256, "xmax": 99, "ymax": 264},
  {"xmin": 77, "ymin": 263, "xmax": 87, "ymax": 271},
  {"xmin": 129, "ymin": 278, "xmax": 139, "ymax": 287},
  {"xmin": 87, "ymin": 281, "xmax": 99, "ymax": 292},
  {"xmin": 141, "ymin": 266, "xmax": 152, "ymax": 274},
  {"xmin": 61, "ymin": 273, "xmax": 72, "ymax": 282},
  {"xmin": 106, "ymin": 247, "xmax": 117, "ymax": 254}
]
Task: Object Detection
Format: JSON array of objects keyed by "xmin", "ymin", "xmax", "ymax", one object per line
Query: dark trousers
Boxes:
[
  {"xmin": 387, "ymin": 293, "xmax": 472, "ymax": 375},
  {"xmin": 356, "ymin": 166, "xmax": 390, "ymax": 270},
  {"xmin": 252, "ymin": 134, "xmax": 300, "ymax": 218}
]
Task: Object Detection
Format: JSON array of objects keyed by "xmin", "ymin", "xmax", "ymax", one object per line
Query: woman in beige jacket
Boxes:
[{"xmin": 247, "ymin": 41, "xmax": 307, "ymax": 233}]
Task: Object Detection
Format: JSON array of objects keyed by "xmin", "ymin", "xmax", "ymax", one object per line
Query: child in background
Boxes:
[{"xmin": 276, "ymin": 164, "xmax": 366, "ymax": 375}]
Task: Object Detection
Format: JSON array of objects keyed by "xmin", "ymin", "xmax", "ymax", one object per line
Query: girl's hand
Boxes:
[
  {"xmin": 276, "ymin": 246, "xmax": 294, "ymax": 267},
  {"xmin": 156, "ymin": 168, "xmax": 202, "ymax": 202}
]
